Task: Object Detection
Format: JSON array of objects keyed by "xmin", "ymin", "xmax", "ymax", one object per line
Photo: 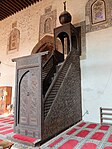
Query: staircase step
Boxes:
[
  {"xmin": 44, "ymin": 101, "xmax": 53, "ymax": 105},
  {"xmin": 45, "ymin": 101, "xmax": 53, "ymax": 105},
  {"xmin": 49, "ymin": 90, "xmax": 58, "ymax": 94},
  {"xmin": 44, "ymin": 52, "xmax": 72, "ymax": 119}
]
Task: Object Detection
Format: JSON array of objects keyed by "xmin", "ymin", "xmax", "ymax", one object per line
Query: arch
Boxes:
[
  {"xmin": 31, "ymin": 35, "xmax": 62, "ymax": 62},
  {"xmin": 44, "ymin": 18, "xmax": 52, "ymax": 33},
  {"xmin": 31, "ymin": 35, "xmax": 62, "ymax": 54},
  {"xmin": 31, "ymin": 35, "xmax": 54, "ymax": 54},
  {"xmin": 91, "ymin": 0, "xmax": 106, "ymax": 24},
  {"xmin": 56, "ymin": 32, "xmax": 70, "ymax": 56},
  {"xmin": 85, "ymin": 0, "xmax": 111, "ymax": 32}
]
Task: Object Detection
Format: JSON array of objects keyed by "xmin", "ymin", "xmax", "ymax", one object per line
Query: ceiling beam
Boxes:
[{"xmin": 0, "ymin": 0, "xmax": 40, "ymax": 21}]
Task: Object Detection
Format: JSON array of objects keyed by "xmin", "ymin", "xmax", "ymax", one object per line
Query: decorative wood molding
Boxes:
[{"xmin": 74, "ymin": 21, "xmax": 86, "ymax": 60}]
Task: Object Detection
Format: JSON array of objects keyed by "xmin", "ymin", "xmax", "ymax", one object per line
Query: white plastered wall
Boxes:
[{"xmin": 81, "ymin": 27, "xmax": 112, "ymax": 123}]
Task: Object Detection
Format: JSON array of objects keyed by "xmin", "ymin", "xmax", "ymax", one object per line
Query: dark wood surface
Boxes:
[
  {"xmin": 0, "ymin": 0, "xmax": 40, "ymax": 21},
  {"xmin": 100, "ymin": 107, "xmax": 112, "ymax": 125}
]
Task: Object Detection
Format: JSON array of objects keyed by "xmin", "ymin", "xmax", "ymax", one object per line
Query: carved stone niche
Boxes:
[
  {"xmin": 39, "ymin": 6, "xmax": 57, "ymax": 40},
  {"xmin": 86, "ymin": 0, "xmax": 112, "ymax": 32},
  {"xmin": 13, "ymin": 52, "xmax": 47, "ymax": 140}
]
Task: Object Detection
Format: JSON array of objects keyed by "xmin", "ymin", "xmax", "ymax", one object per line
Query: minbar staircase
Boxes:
[
  {"xmin": 42, "ymin": 55, "xmax": 57, "ymax": 96},
  {"xmin": 42, "ymin": 49, "xmax": 82, "ymax": 140},
  {"xmin": 43, "ymin": 50, "xmax": 72, "ymax": 119},
  {"xmin": 42, "ymin": 50, "xmax": 64, "ymax": 96}
]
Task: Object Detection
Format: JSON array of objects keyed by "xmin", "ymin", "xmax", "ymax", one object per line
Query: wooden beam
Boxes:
[
  {"xmin": 17, "ymin": 0, "xmax": 27, "ymax": 8},
  {"xmin": 0, "ymin": 11, "xmax": 8, "ymax": 18},
  {"xmin": 0, "ymin": 0, "xmax": 41, "ymax": 21},
  {"xmin": 22, "ymin": 0, "xmax": 29, "ymax": 7},
  {"xmin": 0, "ymin": 15, "xmax": 6, "ymax": 21},
  {"xmin": 25, "ymin": 0, "xmax": 32, "ymax": 6},
  {"xmin": 12, "ymin": 1, "xmax": 23, "ymax": 10},
  {"xmin": 0, "ymin": 7, "xmax": 12, "ymax": 18},
  {"xmin": 101, "ymin": 108, "xmax": 112, "ymax": 111},
  {"xmin": 1, "ymin": 2, "xmax": 15, "ymax": 15},
  {"xmin": 8, "ymin": 0, "xmax": 22, "ymax": 12}
]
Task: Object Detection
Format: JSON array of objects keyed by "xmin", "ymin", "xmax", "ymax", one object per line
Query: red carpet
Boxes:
[
  {"xmin": 99, "ymin": 125, "xmax": 110, "ymax": 131},
  {"xmin": 13, "ymin": 134, "xmax": 37, "ymax": 143},
  {"xmin": 8, "ymin": 121, "xmax": 14, "ymax": 124},
  {"xmin": 0, "ymin": 126, "xmax": 11, "ymax": 131},
  {"xmin": 66, "ymin": 128, "xmax": 77, "ymax": 135},
  {"xmin": 8, "ymin": 114, "xmax": 13, "ymax": 117},
  {"xmin": 77, "ymin": 122, "xmax": 86, "ymax": 127},
  {"xmin": 0, "ymin": 118, "xmax": 10, "ymax": 120},
  {"xmin": 0, "ymin": 129, "xmax": 13, "ymax": 135},
  {"xmin": 49, "ymin": 137, "xmax": 63, "ymax": 148},
  {"xmin": 58, "ymin": 140, "xmax": 78, "ymax": 149},
  {"xmin": 104, "ymin": 147, "xmax": 112, "ymax": 149},
  {"xmin": 91, "ymin": 132, "xmax": 104, "ymax": 140},
  {"xmin": 86, "ymin": 124, "xmax": 97, "ymax": 129},
  {"xmin": 0, "ymin": 125, "xmax": 4, "ymax": 127},
  {"xmin": 81, "ymin": 143, "xmax": 97, "ymax": 149},
  {"xmin": 0, "ymin": 139, "xmax": 3, "ymax": 142},
  {"xmin": 108, "ymin": 134, "xmax": 112, "ymax": 142},
  {"xmin": 0, "ymin": 120, "xmax": 13, "ymax": 123},
  {"xmin": 76, "ymin": 130, "xmax": 90, "ymax": 138}
]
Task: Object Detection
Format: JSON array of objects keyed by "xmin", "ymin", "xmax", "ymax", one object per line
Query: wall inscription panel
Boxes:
[
  {"xmin": 86, "ymin": 0, "xmax": 112, "ymax": 32},
  {"xmin": 92, "ymin": 0, "xmax": 106, "ymax": 24},
  {"xmin": 39, "ymin": 6, "xmax": 57, "ymax": 40},
  {"xmin": 8, "ymin": 21, "xmax": 20, "ymax": 53}
]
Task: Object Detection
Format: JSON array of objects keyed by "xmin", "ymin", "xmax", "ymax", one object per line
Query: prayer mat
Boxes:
[{"xmin": 40, "ymin": 121, "xmax": 112, "ymax": 149}]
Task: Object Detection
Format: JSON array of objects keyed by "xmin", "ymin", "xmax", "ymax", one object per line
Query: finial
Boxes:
[
  {"xmin": 63, "ymin": 1, "xmax": 66, "ymax": 11},
  {"xmin": 59, "ymin": 1, "xmax": 72, "ymax": 25}
]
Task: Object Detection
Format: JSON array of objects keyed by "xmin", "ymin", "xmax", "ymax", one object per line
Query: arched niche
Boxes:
[
  {"xmin": 91, "ymin": 0, "xmax": 106, "ymax": 24},
  {"xmin": 86, "ymin": 0, "xmax": 112, "ymax": 32},
  {"xmin": 8, "ymin": 28, "xmax": 20, "ymax": 53},
  {"xmin": 44, "ymin": 18, "xmax": 52, "ymax": 34},
  {"xmin": 55, "ymin": 32, "xmax": 70, "ymax": 59}
]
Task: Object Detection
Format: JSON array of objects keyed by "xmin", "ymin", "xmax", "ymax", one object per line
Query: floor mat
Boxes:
[{"xmin": 40, "ymin": 121, "xmax": 112, "ymax": 149}]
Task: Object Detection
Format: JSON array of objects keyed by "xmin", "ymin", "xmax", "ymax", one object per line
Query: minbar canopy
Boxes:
[{"xmin": 0, "ymin": 0, "xmax": 40, "ymax": 21}]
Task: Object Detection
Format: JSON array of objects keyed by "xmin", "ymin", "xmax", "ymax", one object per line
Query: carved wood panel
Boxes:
[
  {"xmin": 18, "ymin": 67, "xmax": 40, "ymax": 127},
  {"xmin": 14, "ymin": 54, "xmax": 42, "ymax": 138}
]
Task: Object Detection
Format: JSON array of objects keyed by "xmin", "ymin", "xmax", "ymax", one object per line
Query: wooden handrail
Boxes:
[
  {"xmin": 100, "ymin": 107, "xmax": 112, "ymax": 125},
  {"xmin": 100, "ymin": 107, "xmax": 112, "ymax": 111}
]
